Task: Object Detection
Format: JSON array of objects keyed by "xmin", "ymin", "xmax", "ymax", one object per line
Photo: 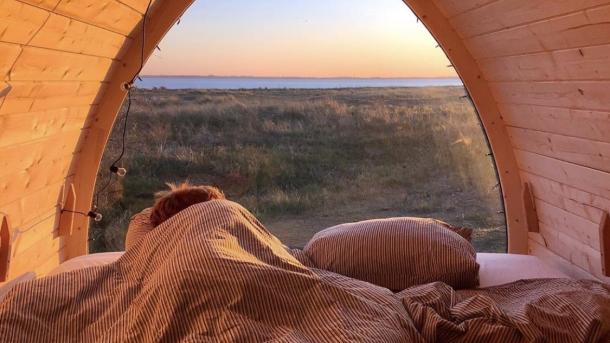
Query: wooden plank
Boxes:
[
  {"xmin": 29, "ymin": 14, "xmax": 128, "ymax": 59},
  {"xmin": 62, "ymin": 0, "xmax": 194, "ymax": 261},
  {"xmin": 0, "ymin": 81, "xmax": 103, "ymax": 115},
  {"xmin": 18, "ymin": 0, "xmax": 60, "ymax": 10},
  {"xmin": 58, "ymin": 183, "xmax": 76, "ymax": 236},
  {"xmin": 490, "ymin": 81, "xmax": 610, "ymax": 112},
  {"xmin": 430, "ymin": 0, "xmax": 498, "ymax": 18},
  {"xmin": 535, "ymin": 198, "xmax": 600, "ymax": 251},
  {"xmin": 508, "ymin": 127, "xmax": 610, "ymax": 173},
  {"xmin": 0, "ymin": 214, "xmax": 10, "ymax": 281},
  {"xmin": 600, "ymin": 212, "xmax": 610, "ymax": 276},
  {"xmin": 538, "ymin": 222, "xmax": 606, "ymax": 278},
  {"xmin": 0, "ymin": 106, "xmax": 89, "ymax": 148},
  {"xmin": 33, "ymin": 251, "xmax": 62, "ymax": 277},
  {"xmin": 0, "ymin": 180, "xmax": 66, "ymax": 230},
  {"xmin": 450, "ymin": 0, "xmax": 609, "ymax": 39},
  {"xmin": 0, "ymin": 0, "xmax": 49, "ymax": 44},
  {"xmin": 465, "ymin": 5, "xmax": 610, "ymax": 59},
  {"xmin": 521, "ymin": 172, "xmax": 609, "ymax": 225},
  {"xmin": 9, "ymin": 235, "xmax": 63, "ymax": 278},
  {"xmin": 522, "ymin": 182, "xmax": 539, "ymax": 233},
  {"xmin": 499, "ymin": 104, "xmax": 610, "ymax": 144},
  {"xmin": 55, "ymin": 0, "xmax": 143, "ymax": 36},
  {"xmin": 0, "ymin": 155, "xmax": 75, "ymax": 207},
  {"xmin": 0, "ymin": 129, "xmax": 83, "ymax": 178},
  {"xmin": 514, "ymin": 149, "xmax": 610, "ymax": 200},
  {"xmin": 118, "ymin": 0, "xmax": 152, "ymax": 14},
  {"xmin": 529, "ymin": 238, "xmax": 602, "ymax": 281},
  {"xmin": 9, "ymin": 46, "xmax": 117, "ymax": 81},
  {"xmin": 0, "ymin": 42, "xmax": 22, "ymax": 80},
  {"xmin": 10, "ymin": 213, "xmax": 57, "ymax": 257},
  {"xmin": 479, "ymin": 43, "xmax": 610, "ymax": 82}
]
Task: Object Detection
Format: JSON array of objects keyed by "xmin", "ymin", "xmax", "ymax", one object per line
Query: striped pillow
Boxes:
[
  {"xmin": 125, "ymin": 207, "xmax": 155, "ymax": 251},
  {"xmin": 303, "ymin": 217, "xmax": 479, "ymax": 291}
]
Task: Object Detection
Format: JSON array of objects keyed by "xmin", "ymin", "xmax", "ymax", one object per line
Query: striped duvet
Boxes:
[{"xmin": 1, "ymin": 200, "xmax": 609, "ymax": 342}]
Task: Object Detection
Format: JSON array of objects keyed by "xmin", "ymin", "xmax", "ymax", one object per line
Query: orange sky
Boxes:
[{"xmin": 143, "ymin": 0, "xmax": 457, "ymax": 78}]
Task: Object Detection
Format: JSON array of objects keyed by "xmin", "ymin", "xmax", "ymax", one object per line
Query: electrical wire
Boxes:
[{"xmin": 70, "ymin": 0, "xmax": 153, "ymax": 217}]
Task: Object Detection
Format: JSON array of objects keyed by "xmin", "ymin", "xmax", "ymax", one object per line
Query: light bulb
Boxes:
[
  {"xmin": 110, "ymin": 165, "xmax": 127, "ymax": 177},
  {"xmin": 87, "ymin": 211, "xmax": 103, "ymax": 222}
]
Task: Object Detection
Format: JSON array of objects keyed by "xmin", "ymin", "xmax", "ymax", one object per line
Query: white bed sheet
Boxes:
[
  {"xmin": 48, "ymin": 252, "xmax": 570, "ymax": 288},
  {"xmin": 477, "ymin": 253, "xmax": 568, "ymax": 288}
]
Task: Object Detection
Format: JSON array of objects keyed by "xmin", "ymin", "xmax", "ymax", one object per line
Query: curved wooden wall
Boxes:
[{"xmin": 1, "ymin": 0, "xmax": 609, "ymax": 282}]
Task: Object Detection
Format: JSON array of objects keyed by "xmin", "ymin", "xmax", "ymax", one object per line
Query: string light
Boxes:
[{"xmin": 62, "ymin": 0, "xmax": 153, "ymax": 222}]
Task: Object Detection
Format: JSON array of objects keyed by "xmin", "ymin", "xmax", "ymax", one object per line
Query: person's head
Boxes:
[{"xmin": 150, "ymin": 182, "xmax": 225, "ymax": 227}]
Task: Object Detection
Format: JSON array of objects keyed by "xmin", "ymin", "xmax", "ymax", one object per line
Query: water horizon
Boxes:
[{"xmin": 137, "ymin": 76, "xmax": 463, "ymax": 90}]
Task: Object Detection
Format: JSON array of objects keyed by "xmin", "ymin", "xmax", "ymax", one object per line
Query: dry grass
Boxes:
[{"xmin": 91, "ymin": 87, "xmax": 506, "ymax": 252}]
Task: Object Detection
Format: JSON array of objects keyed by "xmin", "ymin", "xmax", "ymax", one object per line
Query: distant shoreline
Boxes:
[
  {"xmin": 141, "ymin": 75, "xmax": 460, "ymax": 80},
  {"xmin": 136, "ymin": 76, "xmax": 463, "ymax": 90}
]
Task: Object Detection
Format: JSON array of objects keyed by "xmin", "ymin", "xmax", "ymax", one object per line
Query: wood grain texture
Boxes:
[
  {"xmin": 0, "ymin": 129, "xmax": 82, "ymax": 178},
  {"xmin": 538, "ymin": 221, "xmax": 608, "ymax": 279},
  {"xmin": 0, "ymin": 0, "xmax": 49, "ymax": 44},
  {"xmin": 535, "ymin": 198, "xmax": 600, "ymax": 251},
  {"xmin": 515, "ymin": 149, "xmax": 610, "ymax": 200},
  {"xmin": 0, "ymin": 106, "xmax": 89, "ymax": 148},
  {"xmin": 17, "ymin": 0, "xmax": 60, "ymax": 10},
  {"xmin": 0, "ymin": 155, "xmax": 75, "ymax": 208},
  {"xmin": 521, "ymin": 171, "xmax": 609, "ymax": 225},
  {"xmin": 9, "ymin": 46, "xmax": 117, "ymax": 81},
  {"xmin": 28, "ymin": 14, "xmax": 128, "ymax": 59},
  {"xmin": 522, "ymin": 182, "xmax": 539, "ymax": 233},
  {"xmin": 430, "ymin": 0, "xmax": 498, "ymax": 18},
  {"xmin": 479, "ymin": 43, "xmax": 610, "ymax": 82},
  {"xmin": 0, "ymin": 42, "xmax": 22, "ymax": 80},
  {"xmin": 508, "ymin": 126, "xmax": 610, "ymax": 173},
  {"xmin": 1, "ymin": 181, "xmax": 66, "ymax": 230},
  {"xmin": 0, "ymin": 81, "xmax": 103, "ymax": 115},
  {"xmin": 529, "ymin": 237, "xmax": 606, "ymax": 281},
  {"xmin": 465, "ymin": 5, "xmax": 610, "ymax": 59},
  {"xmin": 500, "ymin": 103, "xmax": 610, "ymax": 143},
  {"xmin": 451, "ymin": 0, "xmax": 610, "ymax": 39},
  {"xmin": 490, "ymin": 81, "xmax": 610, "ymax": 112},
  {"xmin": 55, "ymin": 0, "xmax": 143, "ymax": 36}
]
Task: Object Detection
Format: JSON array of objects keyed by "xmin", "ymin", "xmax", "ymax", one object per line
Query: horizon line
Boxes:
[{"xmin": 140, "ymin": 74, "xmax": 461, "ymax": 80}]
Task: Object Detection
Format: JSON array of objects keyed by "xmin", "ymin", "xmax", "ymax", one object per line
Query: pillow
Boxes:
[
  {"xmin": 125, "ymin": 207, "xmax": 155, "ymax": 251},
  {"xmin": 432, "ymin": 219, "xmax": 473, "ymax": 243},
  {"xmin": 303, "ymin": 217, "xmax": 479, "ymax": 291}
]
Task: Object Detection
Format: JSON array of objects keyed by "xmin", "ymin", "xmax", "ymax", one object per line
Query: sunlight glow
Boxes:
[{"xmin": 142, "ymin": 0, "xmax": 456, "ymax": 78}]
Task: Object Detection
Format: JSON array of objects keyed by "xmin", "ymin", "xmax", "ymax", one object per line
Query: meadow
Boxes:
[{"xmin": 91, "ymin": 87, "xmax": 506, "ymax": 253}]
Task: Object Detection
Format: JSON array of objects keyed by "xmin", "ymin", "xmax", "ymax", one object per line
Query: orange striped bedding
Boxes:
[{"xmin": 0, "ymin": 200, "xmax": 609, "ymax": 342}]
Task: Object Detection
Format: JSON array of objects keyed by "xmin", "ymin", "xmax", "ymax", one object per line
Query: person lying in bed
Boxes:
[{"xmin": 124, "ymin": 182, "xmax": 225, "ymax": 250}]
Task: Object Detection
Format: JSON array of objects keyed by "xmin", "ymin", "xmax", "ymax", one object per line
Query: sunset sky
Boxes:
[{"xmin": 142, "ymin": 0, "xmax": 457, "ymax": 78}]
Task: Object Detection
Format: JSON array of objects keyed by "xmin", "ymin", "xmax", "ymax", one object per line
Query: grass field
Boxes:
[{"xmin": 90, "ymin": 87, "xmax": 507, "ymax": 253}]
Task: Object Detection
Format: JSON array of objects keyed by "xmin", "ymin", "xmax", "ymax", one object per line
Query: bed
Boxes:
[
  {"xmin": 48, "ymin": 252, "xmax": 569, "ymax": 288},
  {"xmin": 1, "ymin": 201, "xmax": 609, "ymax": 342}
]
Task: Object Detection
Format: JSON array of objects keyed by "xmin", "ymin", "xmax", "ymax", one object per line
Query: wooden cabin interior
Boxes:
[{"xmin": 1, "ymin": 0, "xmax": 610, "ymax": 285}]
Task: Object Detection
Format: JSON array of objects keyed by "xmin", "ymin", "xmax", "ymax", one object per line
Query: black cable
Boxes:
[{"xmin": 90, "ymin": 0, "xmax": 153, "ymax": 211}]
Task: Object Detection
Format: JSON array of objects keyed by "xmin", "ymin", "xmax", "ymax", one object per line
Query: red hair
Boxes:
[{"xmin": 150, "ymin": 182, "xmax": 225, "ymax": 227}]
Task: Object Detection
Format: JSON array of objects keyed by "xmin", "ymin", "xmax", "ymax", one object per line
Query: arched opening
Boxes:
[{"xmin": 90, "ymin": 0, "xmax": 507, "ymax": 253}]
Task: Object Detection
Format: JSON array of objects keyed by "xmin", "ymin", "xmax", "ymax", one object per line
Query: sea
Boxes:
[{"xmin": 136, "ymin": 76, "xmax": 463, "ymax": 90}]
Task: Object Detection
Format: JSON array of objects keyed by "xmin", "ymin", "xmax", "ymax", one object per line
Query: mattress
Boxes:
[
  {"xmin": 49, "ymin": 252, "xmax": 569, "ymax": 288},
  {"xmin": 477, "ymin": 252, "xmax": 568, "ymax": 288}
]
